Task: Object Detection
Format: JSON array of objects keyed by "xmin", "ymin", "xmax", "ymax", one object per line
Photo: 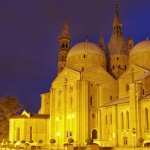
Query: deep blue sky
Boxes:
[{"xmin": 0, "ymin": 0, "xmax": 150, "ymax": 112}]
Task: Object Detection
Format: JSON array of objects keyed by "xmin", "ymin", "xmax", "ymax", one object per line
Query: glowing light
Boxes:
[
  {"xmin": 113, "ymin": 132, "xmax": 116, "ymax": 138},
  {"xmin": 71, "ymin": 113, "xmax": 75, "ymax": 118},
  {"xmin": 67, "ymin": 114, "xmax": 71, "ymax": 119},
  {"xmin": 56, "ymin": 132, "xmax": 60, "ymax": 137},
  {"xmin": 56, "ymin": 117, "xmax": 60, "ymax": 121}
]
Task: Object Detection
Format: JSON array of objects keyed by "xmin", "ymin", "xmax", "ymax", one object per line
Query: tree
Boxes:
[{"xmin": 0, "ymin": 96, "xmax": 22, "ymax": 142}]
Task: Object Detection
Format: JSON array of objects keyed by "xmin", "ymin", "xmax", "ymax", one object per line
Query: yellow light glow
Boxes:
[
  {"xmin": 56, "ymin": 117, "xmax": 60, "ymax": 121},
  {"xmin": 56, "ymin": 132, "xmax": 61, "ymax": 137},
  {"xmin": 71, "ymin": 113, "xmax": 75, "ymax": 118}
]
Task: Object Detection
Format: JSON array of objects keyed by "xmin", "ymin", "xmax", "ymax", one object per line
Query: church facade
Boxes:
[{"xmin": 9, "ymin": 2, "xmax": 150, "ymax": 149}]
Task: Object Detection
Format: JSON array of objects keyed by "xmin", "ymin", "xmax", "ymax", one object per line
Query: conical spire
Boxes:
[
  {"xmin": 113, "ymin": 0, "xmax": 122, "ymax": 35},
  {"xmin": 59, "ymin": 22, "xmax": 71, "ymax": 39},
  {"xmin": 108, "ymin": 0, "xmax": 128, "ymax": 79},
  {"xmin": 57, "ymin": 22, "xmax": 71, "ymax": 73},
  {"xmin": 115, "ymin": 0, "xmax": 120, "ymax": 17}
]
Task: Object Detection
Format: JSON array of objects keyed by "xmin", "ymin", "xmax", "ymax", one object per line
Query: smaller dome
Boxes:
[
  {"xmin": 67, "ymin": 41, "xmax": 103, "ymax": 57},
  {"xmin": 130, "ymin": 40, "xmax": 150, "ymax": 55},
  {"xmin": 129, "ymin": 40, "xmax": 150, "ymax": 69},
  {"xmin": 66, "ymin": 41, "xmax": 106, "ymax": 71}
]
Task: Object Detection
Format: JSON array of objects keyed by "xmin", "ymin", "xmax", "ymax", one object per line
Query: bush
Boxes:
[
  {"xmin": 50, "ymin": 139, "xmax": 56, "ymax": 144},
  {"xmin": 21, "ymin": 140, "xmax": 26, "ymax": 144},
  {"xmin": 68, "ymin": 138, "xmax": 74, "ymax": 144},
  {"xmin": 38, "ymin": 140, "xmax": 43, "ymax": 143}
]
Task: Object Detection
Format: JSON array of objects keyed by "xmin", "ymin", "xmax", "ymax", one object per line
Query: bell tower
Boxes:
[
  {"xmin": 57, "ymin": 23, "xmax": 71, "ymax": 73},
  {"xmin": 108, "ymin": 0, "xmax": 128, "ymax": 79}
]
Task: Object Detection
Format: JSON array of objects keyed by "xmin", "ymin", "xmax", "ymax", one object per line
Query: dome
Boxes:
[
  {"xmin": 129, "ymin": 40, "xmax": 150, "ymax": 69},
  {"xmin": 130, "ymin": 40, "xmax": 150, "ymax": 55},
  {"xmin": 66, "ymin": 41, "xmax": 106, "ymax": 71}
]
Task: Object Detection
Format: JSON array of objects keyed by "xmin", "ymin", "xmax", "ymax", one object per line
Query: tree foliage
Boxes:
[{"xmin": 0, "ymin": 96, "xmax": 22, "ymax": 142}]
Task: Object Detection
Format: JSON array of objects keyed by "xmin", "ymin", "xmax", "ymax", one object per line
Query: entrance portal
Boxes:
[{"xmin": 92, "ymin": 129, "xmax": 97, "ymax": 139}]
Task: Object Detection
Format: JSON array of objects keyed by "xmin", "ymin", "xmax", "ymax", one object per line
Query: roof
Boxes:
[{"xmin": 11, "ymin": 114, "xmax": 50, "ymax": 119}]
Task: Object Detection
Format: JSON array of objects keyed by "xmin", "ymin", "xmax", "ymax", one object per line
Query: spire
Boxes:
[
  {"xmin": 59, "ymin": 22, "xmax": 71, "ymax": 39},
  {"xmin": 99, "ymin": 35, "xmax": 105, "ymax": 50},
  {"xmin": 57, "ymin": 22, "xmax": 71, "ymax": 73},
  {"xmin": 115, "ymin": 0, "xmax": 120, "ymax": 18},
  {"xmin": 58, "ymin": 22, "xmax": 71, "ymax": 49},
  {"xmin": 113, "ymin": 0, "xmax": 122, "ymax": 35},
  {"xmin": 108, "ymin": 0, "xmax": 128, "ymax": 79}
]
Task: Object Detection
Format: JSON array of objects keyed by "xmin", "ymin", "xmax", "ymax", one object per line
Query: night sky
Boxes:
[{"xmin": 0, "ymin": 0, "xmax": 150, "ymax": 113}]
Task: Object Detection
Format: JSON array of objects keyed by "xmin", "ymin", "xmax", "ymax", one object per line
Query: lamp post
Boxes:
[{"xmin": 132, "ymin": 128, "xmax": 136, "ymax": 150}]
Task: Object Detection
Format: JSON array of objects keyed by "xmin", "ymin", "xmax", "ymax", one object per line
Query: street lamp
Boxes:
[{"xmin": 132, "ymin": 128, "xmax": 136, "ymax": 150}]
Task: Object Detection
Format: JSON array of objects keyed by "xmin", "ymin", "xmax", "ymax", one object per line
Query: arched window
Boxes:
[
  {"xmin": 126, "ymin": 111, "xmax": 129, "ymax": 129},
  {"xmin": 121, "ymin": 112, "xmax": 124, "ymax": 129},
  {"xmin": 92, "ymin": 113, "xmax": 95, "ymax": 119},
  {"xmin": 61, "ymin": 43, "xmax": 65, "ymax": 49},
  {"xmin": 143, "ymin": 89, "xmax": 145, "ymax": 95},
  {"xmin": 65, "ymin": 43, "xmax": 68, "ymax": 49},
  {"xmin": 145, "ymin": 108, "xmax": 149, "ymax": 130},
  {"xmin": 66, "ymin": 131, "xmax": 72, "ymax": 137},
  {"xmin": 81, "ymin": 67, "xmax": 84, "ymax": 72},
  {"xmin": 83, "ymin": 54, "xmax": 86, "ymax": 59},
  {"xmin": 123, "ymin": 137, "xmax": 128, "ymax": 145},
  {"xmin": 112, "ymin": 65, "xmax": 115, "ymax": 70}
]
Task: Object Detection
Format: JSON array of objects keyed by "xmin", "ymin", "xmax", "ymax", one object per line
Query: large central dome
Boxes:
[{"xmin": 66, "ymin": 41, "xmax": 106, "ymax": 71}]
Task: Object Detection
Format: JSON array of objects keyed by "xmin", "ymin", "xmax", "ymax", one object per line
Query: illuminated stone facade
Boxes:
[{"xmin": 9, "ymin": 2, "xmax": 150, "ymax": 149}]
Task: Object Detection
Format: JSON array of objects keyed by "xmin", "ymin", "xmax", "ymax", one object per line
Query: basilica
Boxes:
[{"xmin": 9, "ymin": 2, "xmax": 150, "ymax": 149}]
